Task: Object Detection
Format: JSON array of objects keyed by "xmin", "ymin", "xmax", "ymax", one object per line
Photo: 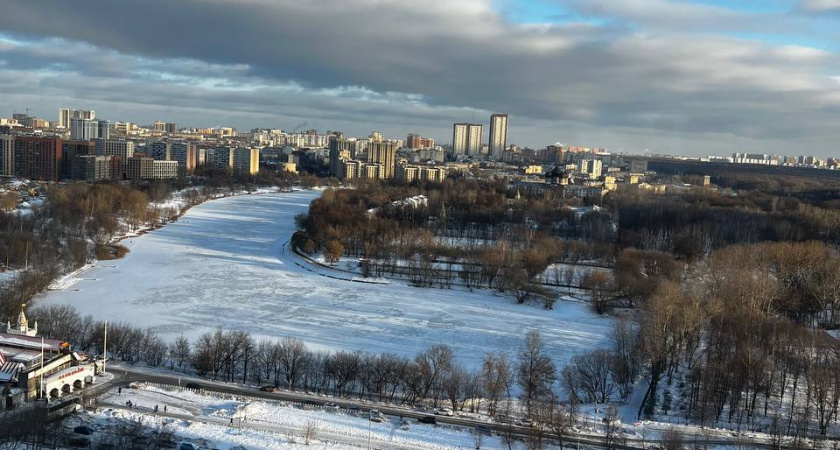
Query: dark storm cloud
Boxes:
[{"xmin": 0, "ymin": 0, "xmax": 839, "ymax": 155}]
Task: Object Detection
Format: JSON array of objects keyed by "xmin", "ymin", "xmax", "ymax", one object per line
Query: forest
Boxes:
[
  {"xmin": 294, "ymin": 173, "xmax": 840, "ymax": 440},
  {"xmin": 0, "ymin": 169, "xmax": 299, "ymax": 320}
]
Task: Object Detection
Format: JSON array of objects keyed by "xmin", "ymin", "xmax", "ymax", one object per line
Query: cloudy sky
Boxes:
[{"xmin": 1, "ymin": 0, "xmax": 839, "ymax": 156}]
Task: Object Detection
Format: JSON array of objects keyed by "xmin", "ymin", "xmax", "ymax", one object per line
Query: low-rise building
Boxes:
[{"xmin": 1, "ymin": 308, "xmax": 99, "ymax": 408}]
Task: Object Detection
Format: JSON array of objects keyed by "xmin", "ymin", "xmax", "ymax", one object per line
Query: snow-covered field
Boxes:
[{"xmin": 37, "ymin": 190, "xmax": 613, "ymax": 369}]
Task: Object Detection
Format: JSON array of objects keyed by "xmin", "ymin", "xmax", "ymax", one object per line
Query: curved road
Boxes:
[{"xmin": 74, "ymin": 365, "xmax": 827, "ymax": 450}]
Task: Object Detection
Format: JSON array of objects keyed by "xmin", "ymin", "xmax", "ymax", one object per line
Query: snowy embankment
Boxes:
[
  {"xmin": 38, "ymin": 190, "xmax": 613, "ymax": 370},
  {"xmin": 86, "ymin": 384, "xmax": 516, "ymax": 449}
]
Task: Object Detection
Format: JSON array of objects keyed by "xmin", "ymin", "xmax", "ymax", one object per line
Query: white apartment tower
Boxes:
[
  {"xmin": 488, "ymin": 114, "xmax": 508, "ymax": 160},
  {"xmin": 59, "ymin": 108, "xmax": 95, "ymax": 129},
  {"xmin": 452, "ymin": 123, "xmax": 483, "ymax": 156}
]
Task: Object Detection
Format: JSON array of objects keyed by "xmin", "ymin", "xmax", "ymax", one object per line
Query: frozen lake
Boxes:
[{"xmin": 38, "ymin": 190, "xmax": 612, "ymax": 368}]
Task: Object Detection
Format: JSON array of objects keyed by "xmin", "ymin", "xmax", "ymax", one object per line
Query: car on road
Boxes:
[
  {"xmin": 73, "ymin": 425, "xmax": 94, "ymax": 435},
  {"xmin": 180, "ymin": 443, "xmax": 198, "ymax": 450},
  {"xmin": 259, "ymin": 385, "xmax": 277, "ymax": 393},
  {"xmin": 435, "ymin": 407, "xmax": 454, "ymax": 416},
  {"xmin": 418, "ymin": 416, "xmax": 437, "ymax": 425},
  {"xmin": 184, "ymin": 382, "xmax": 202, "ymax": 390},
  {"xmin": 516, "ymin": 419, "xmax": 534, "ymax": 428}
]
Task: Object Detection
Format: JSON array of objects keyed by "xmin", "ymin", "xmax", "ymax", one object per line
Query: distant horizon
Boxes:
[{"xmin": 9, "ymin": 104, "xmax": 840, "ymax": 164}]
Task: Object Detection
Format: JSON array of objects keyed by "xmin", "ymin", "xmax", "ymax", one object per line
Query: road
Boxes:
[{"xmin": 69, "ymin": 365, "xmax": 827, "ymax": 450}]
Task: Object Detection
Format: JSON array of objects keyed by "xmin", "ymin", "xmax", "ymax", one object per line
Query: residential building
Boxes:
[
  {"xmin": 170, "ymin": 141, "xmax": 196, "ymax": 174},
  {"xmin": 0, "ymin": 135, "xmax": 13, "ymax": 176},
  {"xmin": 329, "ymin": 138, "xmax": 353, "ymax": 177},
  {"xmin": 341, "ymin": 160, "xmax": 363, "ymax": 180},
  {"xmin": 452, "ymin": 123, "xmax": 483, "ymax": 156},
  {"xmin": 206, "ymin": 147, "xmax": 233, "ymax": 171},
  {"xmin": 152, "ymin": 160, "xmax": 178, "ymax": 179},
  {"xmin": 95, "ymin": 139, "xmax": 134, "ymax": 159},
  {"xmin": 153, "ymin": 121, "xmax": 166, "ymax": 132},
  {"xmin": 368, "ymin": 141, "xmax": 396, "ymax": 179},
  {"xmin": 58, "ymin": 108, "xmax": 94, "ymax": 129},
  {"xmin": 149, "ymin": 141, "xmax": 171, "ymax": 161},
  {"xmin": 165, "ymin": 122, "xmax": 178, "ymax": 134},
  {"xmin": 13, "ymin": 137, "xmax": 63, "ymax": 181},
  {"xmin": 579, "ymin": 159, "xmax": 603, "ymax": 179},
  {"xmin": 406, "ymin": 134, "xmax": 421, "ymax": 149},
  {"xmin": 396, "ymin": 164, "xmax": 447, "ymax": 183},
  {"xmin": 71, "ymin": 155, "xmax": 113, "ymax": 181},
  {"xmin": 61, "ymin": 140, "xmax": 95, "ymax": 179},
  {"xmin": 396, "ymin": 164, "xmax": 420, "ymax": 182},
  {"xmin": 232, "ymin": 147, "xmax": 259, "ymax": 175},
  {"xmin": 424, "ymin": 167, "xmax": 446, "ymax": 183},
  {"xmin": 69, "ymin": 117, "xmax": 99, "ymax": 140},
  {"xmin": 97, "ymin": 120, "xmax": 110, "ymax": 140},
  {"xmin": 489, "ymin": 114, "xmax": 508, "ymax": 160},
  {"xmin": 546, "ymin": 144, "xmax": 564, "ymax": 164},
  {"xmin": 452, "ymin": 123, "xmax": 481, "ymax": 156},
  {"xmin": 362, "ymin": 163, "xmax": 383, "ymax": 179},
  {"xmin": 125, "ymin": 156, "xmax": 153, "ymax": 179}
]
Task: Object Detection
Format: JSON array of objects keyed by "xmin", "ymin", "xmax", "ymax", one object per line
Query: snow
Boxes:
[
  {"xmin": 85, "ymin": 384, "xmax": 525, "ymax": 449},
  {"xmin": 37, "ymin": 190, "xmax": 613, "ymax": 369}
]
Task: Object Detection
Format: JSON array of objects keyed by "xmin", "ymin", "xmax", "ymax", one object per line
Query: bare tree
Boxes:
[
  {"xmin": 517, "ymin": 330, "xmax": 557, "ymax": 416},
  {"xmin": 278, "ymin": 336, "xmax": 311, "ymax": 391}
]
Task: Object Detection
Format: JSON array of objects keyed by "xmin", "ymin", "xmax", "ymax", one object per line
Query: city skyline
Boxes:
[{"xmin": 0, "ymin": 0, "xmax": 839, "ymax": 157}]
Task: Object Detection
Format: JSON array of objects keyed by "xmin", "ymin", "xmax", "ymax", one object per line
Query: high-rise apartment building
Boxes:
[
  {"xmin": 14, "ymin": 137, "xmax": 63, "ymax": 181},
  {"xmin": 488, "ymin": 114, "xmax": 508, "ymax": 160},
  {"xmin": 406, "ymin": 134, "xmax": 435, "ymax": 149},
  {"xmin": 407, "ymin": 133, "xmax": 421, "ymax": 149},
  {"xmin": 329, "ymin": 138, "xmax": 353, "ymax": 177},
  {"xmin": 578, "ymin": 159, "xmax": 603, "ymax": 179},
  {"xmin": 72, "ymin": 155, "xmax": 113, "ymax": 182},
  {"xmin": 95, "ymin": 139, "xmax": 134, "ymax": 159},
  {"xmin": 58, "ymin": 109, "xmax": 95, "ymax": 129},
  {"xmin": 149, "ymin": 141, "xmax": 171, "ymax": 161},
  {"xmin": 153, "ymin": 121, "xmax": 166, "ymax": 132},
  {"xmin": 70, "ymin": 118, "xmax": 99, "ymax": 140},
  {"xmin": 368, "ymin": 141, "xmax": 396, "ymax": 179},
  {"xmin": 97, "ymin": 120, "xmax": 111, "ymax": 140},
  {"xmin": 232, "ymin": 147, "xmax": 259, "ymax": 175},
  {"xmin": 170, "ymin": 142, "xmax": 196, "ymax": 174},
  {"xmin": 62, "ymin": 140, "xmax": 95, "ymax": 179},
  {"xmin": 546, "ymin": 144, "xmax": 565, "ymax": 164},
  {"xmin": 206, "ymin": 147, "xmax": 233, "ymax": 171},
  {"xmin": 0, "ymin": 135, "xmax": 14, "ymax": 176},
  {"xmin": 452, "ymin": 123, "xmax": 483, "ymax": 156}
]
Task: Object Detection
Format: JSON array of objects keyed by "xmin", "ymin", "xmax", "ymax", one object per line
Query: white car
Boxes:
[{"xmin": 435, "ymin": 408, "xmax": 454, "ymax": 416}]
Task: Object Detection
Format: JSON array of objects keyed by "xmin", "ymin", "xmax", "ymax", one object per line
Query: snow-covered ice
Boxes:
[{"xmin": 38, "ymin": 190, "xmax": 613, "ymax": 368}]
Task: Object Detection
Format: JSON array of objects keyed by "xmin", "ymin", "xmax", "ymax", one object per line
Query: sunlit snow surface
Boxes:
[{"xmin": 39, "ymin": 190, "xmax": 612, "ymax": 368}]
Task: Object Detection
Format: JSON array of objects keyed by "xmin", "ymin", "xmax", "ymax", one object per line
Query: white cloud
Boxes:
[{"xmin": 0, "ymin": 0, "xmax": 838, "ymax": 156}]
